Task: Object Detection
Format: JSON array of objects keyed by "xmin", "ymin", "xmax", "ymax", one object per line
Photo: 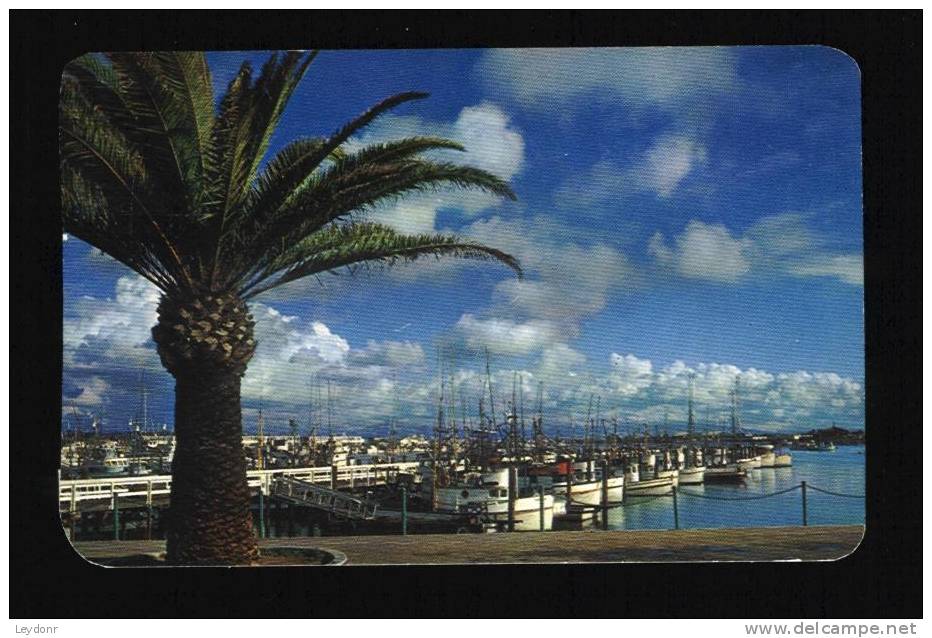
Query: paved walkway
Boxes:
[{"xmin": 75, "ymin": 525, "xmax": 862, "ymax": 565}]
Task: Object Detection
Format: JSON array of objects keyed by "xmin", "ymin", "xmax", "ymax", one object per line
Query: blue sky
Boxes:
[{"xmin": 62, "ymin": 47, "xmax": 863, "ymax": 437}]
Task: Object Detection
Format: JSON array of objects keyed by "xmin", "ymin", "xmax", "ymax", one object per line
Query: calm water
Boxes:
[{"xmin": 607, "ymin": 445, "xmax": 865, "ymax": 531}]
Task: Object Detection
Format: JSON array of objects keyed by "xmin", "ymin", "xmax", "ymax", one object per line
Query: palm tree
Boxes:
[{"xmin": 60, "ymin": 51, "xmax": 521, "ymax": 564}]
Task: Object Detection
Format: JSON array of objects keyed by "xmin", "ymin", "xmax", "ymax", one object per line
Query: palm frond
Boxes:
[
  {"xmin": 235, "ymin": 158, "xmax": 515, "ymax": 278},
  {"xmin": 240, "ymin": 222, "xmax": 521, "ymax": 299},
  {"xmin": 105, "ymin": 53, "xmax": 203, "ymax": 213},
  {"xmin": 150, "ymin": 52, "xmax": 215, "ymax": 193}
]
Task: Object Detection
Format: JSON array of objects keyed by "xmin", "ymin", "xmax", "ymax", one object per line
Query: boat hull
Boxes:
[
  {"xmin": 553, "ymin": 477, "xmax": 624, "ymax": 521},
  {"xmin": 773, "ymin": 453, "xmax": 792, "ymax": 467},
  {"xmin": 434, "ymin": 488, "xmax": 555, "ymax": 531},
  {"xmin": 704, "ymin": 465, "xmax": 747, "ymax": 483},
  {"xmin": 759, "ymin": 452, "xmax": 776, "ymax": 468},
  {"xmin": 625, "ymin": 475, "xmax": 674, "ymax": 497},
  {"xmin": 677, "ymin": 466, "xmax": 705, "ymax": 485}
]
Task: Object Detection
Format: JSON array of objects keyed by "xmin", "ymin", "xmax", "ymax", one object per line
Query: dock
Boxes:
[{"xmin": 74, "ymin": 524, "xmax": 862, "ymax": 564}]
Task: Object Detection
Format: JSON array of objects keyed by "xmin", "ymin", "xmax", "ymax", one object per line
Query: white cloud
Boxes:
[
  {"xmin": 637, "ymin": 135, "xmax": 707, "ymax": 198},
  {"xmin": 350, "ymin": 340, "xmax": 426, "ymax": 367},
  {"xmin": 554, "ymin": 134, "xmax": 707, "ymax": 209},
  {"xmin": 649, "ymin": 220, "xmax": 751, "ymax": 282},
  {"xmin": 452, "ymin": 103, "xmax": 525, "ymax": 181},
  {"xmin": 452, "ymin": 314, "xmax": 563, "ymax": 357},
  {"xmin": 609, "ymin": 353, "xmax": 654, "ymax": 396},
  {"xmin": 789, "ymin": 254, "xmax": 863, "ymax": 286},
  {"xmin": 476, "ymin": 47, "xmax": 737, "ymax": 113},
  {"xmin": 63, "ymin": 274, "xmax": 162, "ymax": 371},
  {"xmin": 649, "ymin": 214, "xmax": 862, "ymax": 286},
  {"xmin": 349, "ymin": 102, "xmax": 525, "ymax": 234},
  {"xmin": 465, "ymin": 215, "xmax": 636, "ymax": 323},
  {"xmin": 68, "ymin": 376, "xmax": 110, "ymax": 407},
  {"xmin": 242, "ymin": 305, "xmax": 350, "ymax": 400}
]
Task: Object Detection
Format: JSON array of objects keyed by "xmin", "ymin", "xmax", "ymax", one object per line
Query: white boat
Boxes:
[
  {"xmin": 624, "ymin": 464, "xmax": 675, "ymax": 497},
  {"xmin": 758, "ymin": 451, "xmax": 776, "ymax": 468},
  {"xmin": 656, "ymin": 468, "xmax": 679, "ymax": 487},
  {"xmin": 773, "ymin": 451, "xmax": 793, "ymax": 467},
  {"xmin": 432, "ymin": 468, "xmax": 555, "ymax": 531},
  {"xmin": 433, "ymin": 484, "xmax": 554, "ymax": 531},
  {"xmin": 737, "ymin": 456, "xmax": 761, "ymax": 471},
  {"xmin": 551, "ymin": 466, "xmax": 624, "ymax": 521},
  {"xmin": 677, "ymin": 465, "xmax": 706, "ymax": 485},
  {"xmin": 704, "ymin": 464, "xmax": 747, "ymax": 483}
]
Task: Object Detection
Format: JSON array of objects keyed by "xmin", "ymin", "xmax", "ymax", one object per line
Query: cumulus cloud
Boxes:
[
  {"xmin": 554, "ymin": 134, "xmax": 708, "ymax": 210},
  {"xmin": 569, "ymin": 353, "xmax": 863, "ymax": 430},
  {"xmin": 788, "ymin": 254, "xmax": 863, "ymax": 286},
  {"xmin": 465, "ymin": 215, "xmax": 637, "ymax": 322},
  {"xmin": 609, "ymin": 353, "xmax": 654, "ymax": 396},
  {"xmin": 476, "ymin": 47, "xmax": 737, "ymax": 114},
  {"xmin": 638, "ymin": 135, "xmax": 708, "ymax": 198},
  {"xmin": 452, "ymin": 314, "xmax": 564, "ymax": 357},
  {"xmin": 63, "ymin": 274, "xmax": 162, "ymax": 371},
  {"xmin": 348, "ymin": 102, "xmax": 525, "ymax": 234},
  {"xmin": 350, "ymin": 340, "xmax": 426, "ymax": 367},
  {"xmin": 61, "ymin": 273, "xmax": 439, "ymax": 430},
  {"xmin": 649, "ymin": 214, "xmax": 862, "ymax": 286},
  {"xmin": 649, "ymin": 220, "xmax": 752, "ymax": 282}
]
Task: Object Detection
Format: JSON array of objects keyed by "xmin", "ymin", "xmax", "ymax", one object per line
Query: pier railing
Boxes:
[{"xmin": 59, "ymin": 461, "xmax": 422, "ymax": 513}]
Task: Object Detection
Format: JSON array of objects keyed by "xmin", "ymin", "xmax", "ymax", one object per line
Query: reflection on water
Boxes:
[{"xmin": 606, "ymin": 445, "xmax": 865, "ymax": 531}]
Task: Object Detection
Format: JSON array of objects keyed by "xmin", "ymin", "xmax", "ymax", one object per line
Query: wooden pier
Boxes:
[
  {"xmin": 73, "ymin": 524, "xmax": 862, "ymax": 564},
  {"xmin": 59, "ymin": 461, "xmax": 421, "ymax": 513}
]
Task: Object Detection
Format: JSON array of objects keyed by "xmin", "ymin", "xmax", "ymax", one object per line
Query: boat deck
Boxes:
[{"xmin": 74, "ymin": 524, "xmax": 862, "ymax": 565}]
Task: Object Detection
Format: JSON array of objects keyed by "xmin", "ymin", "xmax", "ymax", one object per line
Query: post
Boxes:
[
  {"xmin": 401, "ymin": 484, "xmax": 408, "ymax": 536},
  {"xmin": 672, "ymin": 485, "xmax": 679, "ymax": 530},
  {"xmin": 331, "ymin": 464, "xmax": 338, "ymax": 490},
  {"xmin": 507, "ymin": 466, "xmax": 517, "ymax": 532},
  {"xmin": 258, "ymin": 486, "xmax": 266, "ymax": 539},
  {"xmin": 600, "ymin": 460, "xmax": 609, "ymax": 531},
  {"xmin": 146, "ymin": 505, "xmax": 153, "ymax": 540},
  {"xmin": 801, "ymin": 480, "xmax": 808, "ymax": 526},
  {"xmin": 112, "ymin": 492, "xmax": 120, "ymax": 541},
  {"xmin": 538, "ymin": 484, "xmax": 545, "ymax": 532}
]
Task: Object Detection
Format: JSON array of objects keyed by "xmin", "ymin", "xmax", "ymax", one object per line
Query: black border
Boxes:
[{"xmin": 11, "ymin": 10, "xmax": 921, "ymax": 618}]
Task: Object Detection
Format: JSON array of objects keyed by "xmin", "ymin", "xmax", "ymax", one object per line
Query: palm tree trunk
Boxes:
[
  {"xmin": 166, "ymin": 368, "xmax": 258, "ymax": 564},
  {"xmin": 152, "ymin": 292, "xmax": 259, "ymax": 565}
]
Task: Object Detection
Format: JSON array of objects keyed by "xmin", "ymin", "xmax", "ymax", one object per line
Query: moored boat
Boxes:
[
  {"xmin": 773, "ymin": 449, "xmax": 792, "ymax": 467},
  {"xmin": 433, "ymin": 469, "xmax": 555, "ymax": 531},
  {"xmin": 624, "ymin": 463, "xmax": 675, "ymax": 497},
  {"xmin": 677, "ymin": 465, "xmax": 705, "ymax": 485},
  {"xmin": 704, "ymin": 463, "xmax": 747, "ymax": 483}
]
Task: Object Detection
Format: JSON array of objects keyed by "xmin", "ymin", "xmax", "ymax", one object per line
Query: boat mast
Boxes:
[
  {"xmin": 687, "ymin": 373, "xmax": 696, "ymax": 438},
  {"xmin": 730, "ymin": 376, "xmax": 741, "ymax": 437},
  {"xmin": 256, "ymin": 395, "xmax": 265, "ymax": 470}
]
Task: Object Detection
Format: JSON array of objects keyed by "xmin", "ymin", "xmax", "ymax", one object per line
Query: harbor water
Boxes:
[{"xmin": 607, "ymin": 445, "xmax": 865, "ymax": 531}]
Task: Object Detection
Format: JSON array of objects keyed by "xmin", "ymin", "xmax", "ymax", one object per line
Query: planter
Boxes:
[{"xmin": 92, "ymin": 546, "xmax": 348, "ymax": 567}]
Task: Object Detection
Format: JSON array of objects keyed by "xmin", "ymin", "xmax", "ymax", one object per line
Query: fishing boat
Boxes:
[
  {"xmin": 773, "ymin": 449, "xmax": 793, "ymax": 467},
  {"xmin": 432, "ymin": 468, "xmax": 555, "ymax": 531},
  {"xmin": 703, "ymin": 463, "xmax": 747, "ymax": 483},
  {"xmin": 548, "ymin": 461, "xmax": 623, "ymax": 521},
  {"xmin": 624, "ymin": 462, "xmax": 675, "ymax": 497},
  {"xmin": 757, "ymin": 445, "xmax": 776, "ymax": 468},
  {"xmin": 85, "ymin": 443, "xmax": 130, "ymax": 476},
  {"xmin": 677, "ymin": 464, "xmax": 706, "ymax": 485}
]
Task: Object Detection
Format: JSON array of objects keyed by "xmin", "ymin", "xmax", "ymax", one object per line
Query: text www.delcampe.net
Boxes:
[{"xmin": 746, "ymin": 624, "xmax": 918, "ymax": 637}]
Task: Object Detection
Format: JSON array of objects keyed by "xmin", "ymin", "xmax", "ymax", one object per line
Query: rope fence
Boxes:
[
  {"xmin": 549, "ymin": 479, "xmax": 862, "ymax": 533},
  {"xmin": 805, "ymin": 484, "xmax": 865, "ymax": 499}
]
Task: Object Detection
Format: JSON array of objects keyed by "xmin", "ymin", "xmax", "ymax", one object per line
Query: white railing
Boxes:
[{"xmin": 58, "ymin": 461, "xmax": 422, "ymax": 512}]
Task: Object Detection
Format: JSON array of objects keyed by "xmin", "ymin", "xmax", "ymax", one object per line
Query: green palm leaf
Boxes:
[{"xmin": 240, "ymin": 222, "xmax": 522, "ymax": 299}]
